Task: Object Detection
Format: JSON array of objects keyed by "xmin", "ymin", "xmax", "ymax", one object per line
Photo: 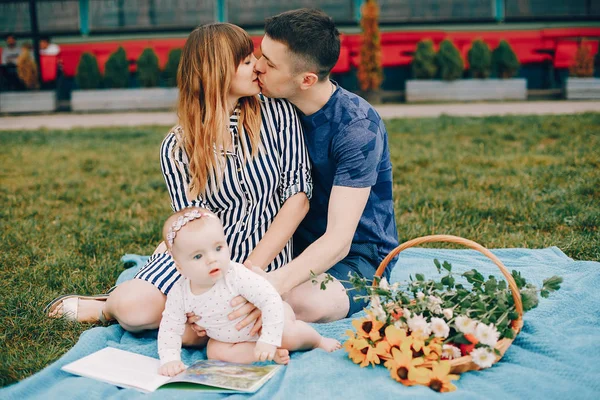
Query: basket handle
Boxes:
[{"xmin": 375, "ymin": 235, "xmax": 523, "ymax": 317}]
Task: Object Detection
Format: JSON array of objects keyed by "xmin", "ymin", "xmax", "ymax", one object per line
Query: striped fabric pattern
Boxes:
[{"xmin": 135, "ymin": 96, "xmax": 312, "ymax": 294}]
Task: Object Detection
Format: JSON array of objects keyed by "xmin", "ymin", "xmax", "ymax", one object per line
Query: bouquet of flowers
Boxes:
[{"xmin": 327, "ymin": 235, "xmax": 562, "ymax": 393}]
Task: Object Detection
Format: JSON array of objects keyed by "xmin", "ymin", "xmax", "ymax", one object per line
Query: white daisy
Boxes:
[
  {"xmin": 430, "ymin": 317, "xmax": 450, "ymax": 338},
  {"xmin": 474, "ymin": 323, "xmax": 500, "ymax": 347},
  {"xmin": 394, "ymin": 319, "xmax": 408, "ymax": 329},
  {"xmin": 416, "ymin": 292, "xmax": 425, "ymax": 300},
  {"xmin": 454, "ymin": 315, "xmax": 476, "ymax": 335},
  {"xmin": 470, "ymin": 347, "xmax": 495, "ymax": 369},
  {"xmin": 443, "ymin": 308, "xmax": 453, "ymax": 320},
  {"xmin": 379, "ymin": 277, "xmax": 390, "ymax": 291},
  {"xmin": 408, "ymin": 314, "xmax": 431, "ymax": 337},
  {"xmin": 369, "ymin": 296, "xmax": 387, "ymax": 321},
  {"xmin": 427, "ymin": 295, "xmax": 443, "ymax": 314},
  {"xmin": 442, "ymin": 344, "xmax": 462, "ymax": 360}
]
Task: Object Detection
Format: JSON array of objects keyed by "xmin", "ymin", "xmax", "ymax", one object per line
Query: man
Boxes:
[
  {"xmin": 39, "ymin": 35, "xmax": 61, "ymax": 56},
  {"xmin": 1, "ymin": 33, "xmax": 22, "ymax": 90},
  {"xmin": 253, "ymin": 9, "xmax": 398, "ymax": 322}
]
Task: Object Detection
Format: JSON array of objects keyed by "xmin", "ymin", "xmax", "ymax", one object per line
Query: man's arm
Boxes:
[{"xmin": 268, "ymin": 185, "xmax": 370, "ymax": 294}]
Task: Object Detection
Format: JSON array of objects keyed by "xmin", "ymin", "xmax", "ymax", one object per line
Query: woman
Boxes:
[{"xmin": 47, "ymin": 23, "xmax": 311, "ymax": 346}]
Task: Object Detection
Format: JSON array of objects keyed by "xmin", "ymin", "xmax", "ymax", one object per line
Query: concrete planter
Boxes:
[
  {"xmin": 71, "ymin": 87, "xmax": 178, "ymax": 112},
  {"xmin": 406, "ymin": 79, "xmax": 527, "ymax": 102},
  {"xmin": 0, "ymin": 91, "xmax": 56, "ymax": 113},
  {"xmin": 566, "ymin": 77, "xmax": 600, "ymax": 100}
]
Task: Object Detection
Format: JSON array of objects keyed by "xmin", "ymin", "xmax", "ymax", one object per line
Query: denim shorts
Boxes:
[{"xmin": 326, "ymin": 253, "xmax": 391, "ymax": 318}]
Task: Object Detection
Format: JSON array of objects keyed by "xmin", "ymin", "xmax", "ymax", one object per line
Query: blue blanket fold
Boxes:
[{"xmin": 3, "ymin": 247, "xmax": 599, "ymax": 399}]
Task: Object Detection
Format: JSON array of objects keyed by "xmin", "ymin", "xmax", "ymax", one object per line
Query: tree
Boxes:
[
  {"xmin": 357, "ymin": 0, "xmax": 383, "ymax": 94},
  {"xmin": 468, "ymin": 39, "xmax": 492, "ymax": 79},
  {"xmin": 492, "ymin": 40, "xmax": 520, "ymax": 79},
  {"xmin": 75, "ymin": 52, "xmax": 101, "ymax": 89},
  {"xmin": 436, "ymin": 39, "xmax": 464, "ymax": 81},
  {"xmin": 164, "ymin": 48, "xmax": 182, "ymax": 87},
  {"xmin": 104, "ymin": 46, "xmax": 129, "ymax": 88},
  {"xmin": 412, "ymin": 39, "xmax": 437, "ymax": 79},
  {"xmin": 137, "ymin": 48, "xmax": 160, "ymax": 87},
  {"xmin": 569, "ymin": 40, "xmax": 594, "ymax": 78}
]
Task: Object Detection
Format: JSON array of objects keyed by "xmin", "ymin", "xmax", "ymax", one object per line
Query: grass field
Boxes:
[{"xmin": 1, "ymin": 113, "xmax": 598, "ymax": 387}]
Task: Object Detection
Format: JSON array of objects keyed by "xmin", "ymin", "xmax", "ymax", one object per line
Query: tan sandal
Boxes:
[{"xmin": 44, "ymin": 286, "xmax": 117, "ymax": 323}]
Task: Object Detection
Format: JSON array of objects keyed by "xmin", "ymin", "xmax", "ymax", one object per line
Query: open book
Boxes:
[{"xmin": 61, "ymin": 347, "xmax": 282, "ymax": 393}]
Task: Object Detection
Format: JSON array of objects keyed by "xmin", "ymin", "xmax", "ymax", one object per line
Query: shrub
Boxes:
[
  {"xmin": 16, "ymin": 47, "xmax": 39, "ymax": 90},
  {"xmin": 75, "ymin": 52, "xmax": 101, "ymax": 90},
  {"xmin": 436, "ymin": 39, "xmax": 464, "ymax": 81},
  {"xmin": 104, "ymin": 46, "xmax": 129, "ymax": 88},
  {"xmin": 164, "ymin": 48, "xmax": 182, "ymax": 87},
  {"xmin": 569, "ymin": 40, "xmax": 594, "ymax": 78},
  {"xmin": 492, "ymin": 40, "xmax": 520, "ymax": 79},
  {"xmin": 411, "ymin": 39, "xmax": 437, "ymax": 79},
  {"xmin": 468, "ymin": 39, "xmax": 492, "ymax": 79},
  {"xmin": 137, "ymin": 48, "xmax": 160, "ymax": 87},
  {"xmin": 357, "ymin": 0, "xmax": 383, "ymax": 92}
]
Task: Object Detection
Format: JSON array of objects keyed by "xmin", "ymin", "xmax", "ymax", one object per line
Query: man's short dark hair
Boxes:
[
  {"xmin": 265, "ymin": 8, "xmax": 340, "ymax": 81},
  {"xmin": 5, "ymin": 33, "xmax": 15, "ymax": 40},
  {"xmin": 40, "ymin": 35, "xmax": 51, "ymax": 42}
]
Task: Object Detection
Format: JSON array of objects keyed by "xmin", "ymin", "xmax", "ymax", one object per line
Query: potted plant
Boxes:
[
  {"xmin": 72, "ymin": 46, "xmax": 177, "ymax": 111},
  {"xmin": 357, "ymin": 0, "xmax": 383, "ymax": 103},
  {"xmin": 565, "ymin": 39, "xmax": 599, "ymax": 100},
  {"xmin": 0, "ymin": 44, "xmax": 56, "ymax": 114},
  {"xmin": 406, "ymin": 39, "xmax": 527, "ymax": 102}
]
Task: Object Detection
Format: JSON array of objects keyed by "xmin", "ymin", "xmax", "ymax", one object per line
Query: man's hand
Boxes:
[
  {"xmin": 186, "ymin": 312, "xmax": 207, "ymax": 337},
  {"xmin": 159, "ymin": 360, "xmax": 185, "ymax": 377},
  {"xmin": 228, "ymin": 296, "xmax": 263, "ymax": 335},
  {"xmin": 254, "ymin": 341, "xmax": 276, "ymax": 362}
]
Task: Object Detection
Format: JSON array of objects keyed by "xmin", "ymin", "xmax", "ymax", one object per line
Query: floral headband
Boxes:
[{"xmin": 166, "ymin": 209, "xmax": 218, "ymax": 247}]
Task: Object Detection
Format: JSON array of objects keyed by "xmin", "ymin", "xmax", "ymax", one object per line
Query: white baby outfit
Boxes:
[{"xmin": 158, "ymin": 261, "xmax": 284, "ymax": 364}]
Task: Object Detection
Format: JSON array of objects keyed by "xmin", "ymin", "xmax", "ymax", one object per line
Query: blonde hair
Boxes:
[
  {"xmin": 16, "ymin": 47, "xmax": 39, "ymax": 90},
  {"xmin": 176, "ymin": 23, "xmax": 262, "ymax": 197}
]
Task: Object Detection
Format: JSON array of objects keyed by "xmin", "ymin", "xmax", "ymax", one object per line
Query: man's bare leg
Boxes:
[{"xmin": 283, "ymin": 274, "xmax": 349, "ymax": 323}]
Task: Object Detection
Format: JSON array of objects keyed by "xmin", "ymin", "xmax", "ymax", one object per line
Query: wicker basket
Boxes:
[{"xmin": 374, "ymin": 234, "xmax": 524, "ymax": 374}]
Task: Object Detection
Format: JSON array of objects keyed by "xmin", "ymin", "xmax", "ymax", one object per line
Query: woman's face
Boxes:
[{"xmin": 229, "ymin": 53, "xmax": 260, "ymax": 99}]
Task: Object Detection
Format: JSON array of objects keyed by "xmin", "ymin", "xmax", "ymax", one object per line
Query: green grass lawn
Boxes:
[{"xmin": 1, "ymin": 113, "xmax": 598, "ymax": 387}]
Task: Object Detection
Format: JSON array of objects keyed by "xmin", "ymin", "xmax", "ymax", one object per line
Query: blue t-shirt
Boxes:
[{"xmin": 293, "ymin": 82, "xmax": 399, "ymax": 266}]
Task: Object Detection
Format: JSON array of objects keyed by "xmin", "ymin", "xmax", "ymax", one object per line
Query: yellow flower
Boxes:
[
  {"xmin": 424, "ymin": 337, "xmax": 444, "ymax": 362},
  {"xmin": 418, "ymin": 360, "xmax": 460, "ymax": 393},
  {"xmin": 383, "ymin": 342, "xmax": 428, "ymax": 386},
  {"xmin": 385, "ymin": 325, "xmax": 408, "ymax": 348},
  {"xmin": 352, "ymin": 314, "xmax": 384, "ymax": 342},
  {"xmin": 345, "ymin": 337, "xmax": 389, "ymax": 368}
]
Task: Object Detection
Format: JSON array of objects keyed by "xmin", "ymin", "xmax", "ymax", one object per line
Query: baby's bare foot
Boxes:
[
  {"xmin": 273, "ymin": 349, "xmax": 290, "ymax": 365},
  {"xmin": 318, "ymin": 337, "xmax": 342, "ymax": 352}
]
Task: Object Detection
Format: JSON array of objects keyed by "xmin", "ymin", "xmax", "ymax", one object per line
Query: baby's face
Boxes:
[{"xmin": 171, "ymin": 218, "xmax": 231, "ymax": 286}]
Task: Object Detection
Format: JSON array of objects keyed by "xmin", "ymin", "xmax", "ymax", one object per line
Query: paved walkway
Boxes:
[{"xmin": 1, "ymin": 101, "xmax": 599, "ymax": 130}]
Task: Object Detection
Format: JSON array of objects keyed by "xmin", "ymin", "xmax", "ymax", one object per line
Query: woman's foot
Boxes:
[
  {"xmin": 318, "ymin": 337, "xmax": 342, "ymax": 352},
  {"xmin": 273, "ymin": 349, "xmax": 290, "ymax": 365},
  {"xmin": 46, "ymin": 296, "xmax": 109, "ymax": 323}
]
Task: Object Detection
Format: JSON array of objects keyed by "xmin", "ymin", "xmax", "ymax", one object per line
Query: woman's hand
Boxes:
[
  {"xmin": 186, "ymin": 312, "xmax": 207, "ymax": 337},
  {"xmin": 228, "ymin": 296, "xmax": 263, "ymax": 336},
  {"xmin": 244, "ymin": 260, "xmax": 286, "ymax": 295}
]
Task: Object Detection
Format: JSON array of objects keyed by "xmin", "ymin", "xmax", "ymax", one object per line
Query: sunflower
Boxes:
[
  {"xmin": 384, "ymin": 325, "xmax": 409, "ymax": 349},
  {"xmin": 383, "ymin": 342, "xmax": 428, "ymax": 386},
  {"xmin": 418, "ymin": 360, "xmax": 460, "ymax": 392},
  {"xmin": 352, "ymin": 314, "xmax": 385, "ymax": 342},
  {"xmin": 345, "ymin": 337, "xmax": 390, "ymax": 368}
]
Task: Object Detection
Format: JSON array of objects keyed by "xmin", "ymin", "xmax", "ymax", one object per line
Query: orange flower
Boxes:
[
  {"xmin": 345, "ymin": 337, "xmax": 390, "ymax": 368},
  {"xmin": 417, "ymin": 360, "xmax": 459, "ymax": 393},
  {"xmin": 384, "ymin": 342, "xmax": 428, "ymax": 386},
  {"xmin": 459, "ymin": 333, "xmax": 479, "ymax": 356},
  {"xmin": 352, "ymin": 315, "xmax": 384, "ymax": 342}
]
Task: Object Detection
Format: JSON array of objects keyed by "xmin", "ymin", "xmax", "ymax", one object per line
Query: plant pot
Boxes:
[
  {"xmin": 71, "ymin": 87, "xmax": 178, "ymax": 112},
  {"xmin": 0, "ymin": 91, "xmax": 56, "ymax": 113},
  {"xmin": 565, "ymin": 77, "xmax": 600, "ymax": 100},
  {"xmin": 406, "ymin": 79, "xmax": 527, "ymax": 102}
]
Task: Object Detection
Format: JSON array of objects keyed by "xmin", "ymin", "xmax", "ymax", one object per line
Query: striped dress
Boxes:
[{"xmin": 134, "ymin": 96, "xmax": 312, "ymax": 294}]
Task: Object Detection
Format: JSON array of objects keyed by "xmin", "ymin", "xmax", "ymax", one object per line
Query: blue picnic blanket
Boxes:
[{"xmin": 3, "ymin": 247, "xmax": 599, "ymax": 399}]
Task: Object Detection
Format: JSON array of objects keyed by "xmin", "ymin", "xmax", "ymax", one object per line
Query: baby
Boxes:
[{"xmin": 158, "ymin": 207, "xmax": 341, "ymax": 376}]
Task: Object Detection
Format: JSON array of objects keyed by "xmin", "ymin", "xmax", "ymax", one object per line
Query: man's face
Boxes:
[
  {"xmin": 254, "ymin": 35, "xmax": 302, "ymax": 99},
  {"xmin": 40, "ymin": 39, "xmax": 49, "ymax": 50},
  {"xmin": 6, "ymin": 36, "xmax": 16, "ymax": 48}
]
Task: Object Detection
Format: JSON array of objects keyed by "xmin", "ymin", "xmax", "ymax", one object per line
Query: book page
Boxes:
[{"xmin": 61, "ymin": 347, "xmax": 170, "ymax": 393}]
